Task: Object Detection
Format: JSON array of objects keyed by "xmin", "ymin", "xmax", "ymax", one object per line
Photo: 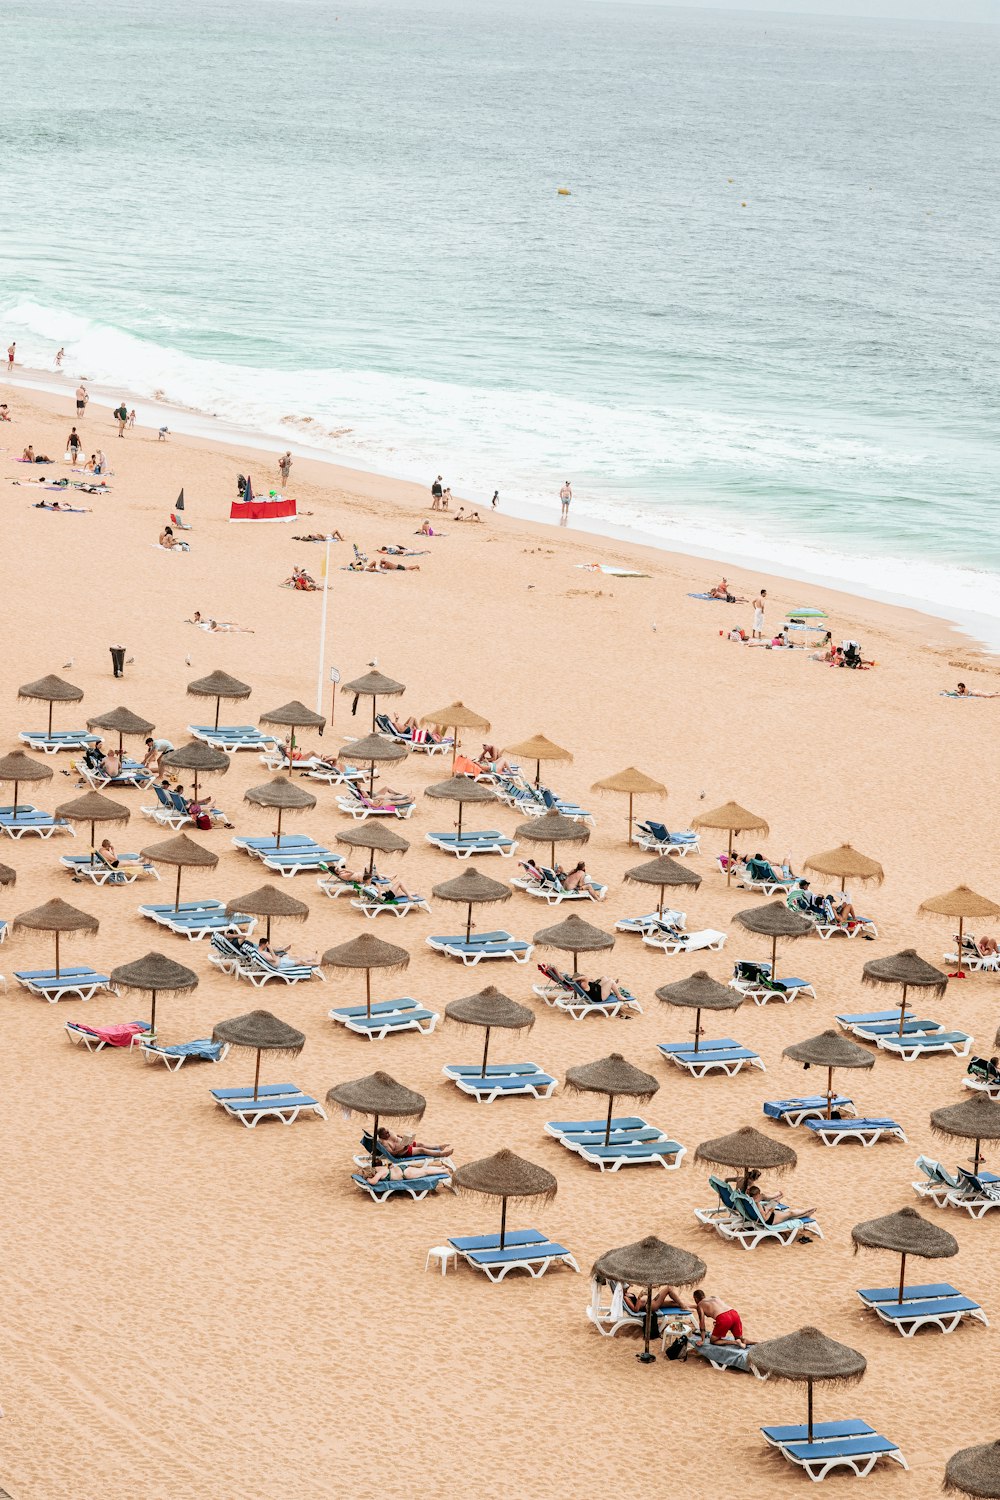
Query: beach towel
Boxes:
[
  {"xmin": 577, "ymin": 564, "xmax": 650, "ymax": 578},
  {"xmin": 79, "ymin": 1022, "xmax": 148, "ymax": 1047},
  {"xmin": 688, "ymin": 592, "xmax": 737, "ymax": 602}
]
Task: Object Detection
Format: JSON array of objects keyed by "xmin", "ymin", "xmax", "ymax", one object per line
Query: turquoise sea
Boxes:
[{"xmin": 3, "ymin": 0, "xmax": 1000, "ymax": 627}]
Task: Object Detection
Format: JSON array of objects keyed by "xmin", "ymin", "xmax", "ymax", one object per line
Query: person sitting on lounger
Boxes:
[
  {"xmin": 360, "ymin": 1162, "xmax": 451, "ymax": 1189},
  {"xmin": 971, "ymin": 935, "xmax": 1000, "ymax": 956},
  {"xmin": 186, "ymin": 794, "xmax": 233, "ymax": 830},
  {"xmin": 479, "ymin": 744, "xmax": 513, "ymax": 773},
  {"xmin": 624, "ymin": 1285, "xmax": 690, "ymax": 1314},
  {"xmin": 582, "ymin": 976, "xmax": 630, "ymax": 1007},
  {"xmin": 83, "ymin": 743, "xmax": 107, "ymax": 774},
  {"xmin": 377, "ymin": 1127, "xmax": 453, "ymax": 1159},
  {"xmin": 102, "ymin": 749, "xmax": 122, "ymax": 779},
  {"xmin": 519, "ymin": 858, "xmax": 545, "ymax": 883},
  {"xmin": 746, "ymin": 1183, "xmax": 815, "ymax": 1227},
  {"xmin": 256, "ymin": 937, "xmax": 319, "ymax": 967},
  {"xmin": 560, "ymin": 861, "xmax": 604, "ymax": 899},
  {"xmin": 693, "ymin": 1290, "xmax": 747, "ymax": 1346},
  {"xmin": 358, "ymin": 876, "xmax": 418, "ymax": 904}
]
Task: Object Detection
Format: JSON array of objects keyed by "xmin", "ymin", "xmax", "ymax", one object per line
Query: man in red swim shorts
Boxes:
[{"xmin": 694, "ymin": 1290, "xmax": 746, "ymax": 1346}]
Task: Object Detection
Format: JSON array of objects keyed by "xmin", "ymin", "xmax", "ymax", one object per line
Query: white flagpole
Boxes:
[{"xmin": 316, "ymin": 537, "xmax": 331, "ymax": 715}]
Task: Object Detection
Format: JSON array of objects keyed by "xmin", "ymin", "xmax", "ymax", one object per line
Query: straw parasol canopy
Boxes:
[
  {"xmin": 533, "ymin": 913, "xmax": 614, "ymax": 977},
  {"xmin": 918, "ymin": 886, "xmax": 1000, "ymax": 977},
  {"xmin": 139, "ymin": 833, "xmax": 219, "ymax": 911},
  {"xmin": 424, "ymin": 773, "xmax": 496, "ymax": 838},
  {"xmin": 502, "ymin": 734, "xmax": 572, "ymax": 787},
  {"xmin": 625, "ymin": 855, "xmax": 702, "ymax": 918},
  {"xmin": 931, "ymin": 1095, "xmax": 1000, "ymax": 1177},
  {"xmin": 803, "ymin": 844, "xmax": 884, "ymax": 892},
  {"xmin": 592, "ymin": 766, "xmax": 667, "ymax": 844},
  {"xmin": 244, "ymin": 775, "xmax": 316, "ymax": 847},
  {"xmin": 452, "ymin": 1148, "xmax": 556, "ymax": 1249},
  {"xmin": 733, "ymin": 901, "xmax": 812, "ymax": 985},
  {"xmin": 782, "ymin": 1030, "xmax": 875, "ymax": 1119},
  {"xmin": 445, "ymin": 986, "xmax": 534, "ymax": 1077},
  {"xmin": 342, "ymin": 669, "xmax": 405, "ymax": 730},
  {"xmin": 0, "ymin": 861, "xmax": 16, "ymax": 887},
  {"xmin": 565, "ymin": 1053, "xmax": 659, "ymax": 1146},
  {"xmin": 18, "ymin": 674, "xmax": 84, "ymax": 736},
  {"xmin": 514, "ymin": 809, "xmax": 590, "ymax": 867},
  {"xmin": 186, "ymin": 669, "xmax": 252, "ymax": 730},
  {"xmin": 259, "ymin": 701, "xmax": 326, "ymax": 758},
  {"xmin": 420, "ymin": 701, "xmax": 491, "ymax": 768},
  {"xmin": 326, "ymin": 1070, "xmax": 427, "ymax": 1167},
  {"xmin": 862, "ymin": 948, "xmax": 949, "ymax": 1035},
  {"xmin": 695, "ymin": 1124, "xmax": 796, "ymax": 1191},
  {"xmin": 692, "ymin": 800, "xmax": 768, "ymax": 884},
  {"xmin": 945, "ymin": 1441, "xmax": 1000, "ymax": 1497},
  {"xmin": 336, "ymin": 821, "xmax": 410, "ymax": 879},
  {"xmin": 224, "ymin": 884, "xmax": 307, "ymax": 943},
  {"xmin": 592, "ymin": 1236, "xmax": 706, "ymax": 1362},
  {"xmin": 321, "ymin": 932, "xmax": 409, "ymax": 1017},
  {"xmin": 339, "ymin": 731, "xmax": 407, "ymax": 793},
  {"xmin": 851, "ymin": 1205, "xmax": 957, "ymax": 1306},
  {"xmin": 212, "ymin": 1009, "xmax": 305, "ymax": 1101},
  {"xmin": 13, "ymin": 897, "xmax": 98, "ymax": 977},
  {"xmin": 0, "ymin": 747, "xmax": 53, "ymax": 811},
  {"xmin": 55, "ymin": 791, "xmax": 130, "ymax": 867},
  {"xmin": 655, "ymin": 970, "xmax": 743, "ymax": 1053},
  {"xmin": 748, "ymin": 1327, "xmax": 865, "ymax": 1444},
  {"xmin": 162, "ymin": 740, "xmax": 230, "ymax": 800},
  {"xmin": 432, "ymin": 868, "xmax": 511, "ymax": 943},
  {"xmin": 86, "ymin": 706, "xmax": 155, "ymax": 756},
  {"xmin": 109, "ymin": 950, "xmax": 198, "ymax": 1037}
]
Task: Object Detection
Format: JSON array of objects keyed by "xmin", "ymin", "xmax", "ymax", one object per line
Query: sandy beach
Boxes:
[{"xmin": 1, "ymin": 378, "xmax": 998, "ymax": 1500}]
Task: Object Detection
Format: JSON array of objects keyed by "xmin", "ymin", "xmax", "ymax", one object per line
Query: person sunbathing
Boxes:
[
  {"xmin": 159, "ymin": 526, "xmax": 188, "ymax": 551},
  {"xmin": 102, "ymin": 749, "xmax": 122, "ymax": 779},
  {"xmin": 293, "ymin": 531, "xmax": 344, "ymax": 542},
  {"xmin": 256, "ymin": 938, "xmax": 319, "ymax": 967},
  {"xmin": 377, "ymin": 1127, "xmax": 453, "ymax": 1159},
  {"xmin": 953, "ymin": 682, "xmax": 999, "ymax": 698},
  {"xmin": 560, "ymin": 861, "xmax": 604, "ymax": 899},
  {"xmin": 416, "ymin": 519, "xmax": 437, "ymax": 535},
  {"xmin": 366, "ymin": 877, "xmax": 418, "ymax": 904},
  {"xmin": 98, "ymin": 838, "xmax": 121, "ymax": 868},
  {"xmin": 186, "ymin": 794, "xmax": 233, "ymax": 830},
  {"xmin": 360, "ymin": 1162, "xmax": 451, "ymax": 1188},
  {"xmin": 693, "ymin": 1290, "xmax": 746, "ymax": 1346},
  {"xmin": 479, "ymin": 744, "xmax": 513, "ymax": 773},
  {"xmin": 624, "ymin": 1285, "xmax": 690, "ymax": 1314},
  {"xmin": 519, "ymin": 858, "xmax": 546, "ymax": 883},
  {"xmin": 745, "ymin": 1183, "xmax": 815, "ymax": 1226},
  {"xmin": 581, "ymin": 975, "xmax": 630, "ymax": 1006},
  {"xmin": 34, "ymin": 500, "xmax": 91, "ymax": 512},
  {"xmin": 365, "ymin": 558, "xmax": 420, "ymax": 572}
]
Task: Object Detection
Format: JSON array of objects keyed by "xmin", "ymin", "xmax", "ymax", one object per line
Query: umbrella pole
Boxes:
[
  {"xmin": 639, "ymin": 1289, "xmax": 656, "ymax": 1363},
  {"xmin": 371, "ymin": 1112, "xmax": 379, "ymax": 1168},
  {"xmin": 898, "ymin": 984, "xmax": 908, "ymax": 1037},
  {"xmin": 499, "ymin": 1196, "xmax": 507, "ymax": 1250},
  {"xmin": 174, "ymin": 865, "xmax": 182, "ymax": 912},
  {"xmin": 807, "ymin": 1381, "xmax": 814, "ymax": 1445},
  {"xmin": 481, "ymin": 1028, "xmax": 490, "ymax": 1078},
  {"xmin": 365, "ymin": 968, "xmax": 372, "ymax": 1019},
  {"xmin": 457, "ymin": 803, "xmax": 464, "ymax": 838},
  {"xmin": 90, "ymin": 819, "xmax": 96, "ymax": 865},
  {"xmin": 826, "ymin": 1066, "xmax": 833, "ymax": 1120},
  {"xmin": 253, "ymin": 1048, "xmax": 261, "ymax": 1102},
  {"xmin": 369, "ymin": 764, "xmax": 376, "ymax": 796},
  {"xmin": 118, "ymin": 732, "xmax": 124, "ymax": 757},
  {"xmin": 466, "ymin": 902, "xmax": 473, "ymax": 943},
  {"xmin": 214, "ymin": 697, "xmax": 221, "ymax": 731},
  {"xmin": 48, "ymin": 701, "xmax": 54, "ymax": 737},
  {"xmin": 150, "ymin": 988, "xmax": 157, "ymax": 1037},
  {"xmin": 658, "ymin": 884, "xmax": 665, "ymax": 920},
  {"xmin": 693, "ymin": 1008, "xmax": 702, "ymax": 1053},
  {"xmin": 534, "ymin": 759, "xmax": 540, "ymax": 789},
  {"xmin": 604, "ymin": 1094, "xmax": 613, "ymax": 1147},
  {"xmin": 54, "ymin": 930, "xmax": 61, "ymax": 979},
  {"xmin": 627, "ymin": 793, "xmax": 633, "ymax": 845},
  {"xmin": 771, "ymin": 935, "xmax": 777, "ymax": 984},
  {"xmin": 451, "ymin": 732, "xmax": 458, "ymax": 774},
  {"xmin": 266, "ymin": 916, "xmax": 272, "ymax": 943},
  {"xmin": 276, "ymin": 806, "xmax": 284, "ymax": 850},
  {"xmin": 371, "ymin": 698, "xmax": 377, "ymax": 732},
  {"xmin": 974, "ymin": 1136, "xmax": 982, "ymax": 1175},
  {"xmin": 898, "ymin": 1251, "xmax": 907, "ymax": 1304},
  {"xmin": 956, "ymin": 915, "xmax": 965, "ymax": 977},
  {"xmin": 726, "ymin": 829, "xmax": 733, "ymax": 887}
]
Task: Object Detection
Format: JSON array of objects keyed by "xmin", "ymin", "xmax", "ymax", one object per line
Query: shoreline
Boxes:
[{"xmin": 4, "ymin": 359, "xmax": 998, "ymax": 656}]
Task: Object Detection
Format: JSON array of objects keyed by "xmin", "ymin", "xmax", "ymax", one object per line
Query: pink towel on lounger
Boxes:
[{"xmin": 79, "ymin": 1022, "xmax": 148, "ymax": 1047}]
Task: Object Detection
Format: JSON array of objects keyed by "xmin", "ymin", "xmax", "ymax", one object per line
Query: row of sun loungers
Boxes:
[
  {"xmin": 856, "ymin": 1283, "xmax": 987, "ymax": 1337},
  {"xmin": 211, "ymin": 1083, "xmax": 327, "ymax": 1128},
  {"xmin": 0, "ymin": 805, "xmax": 73, "ymax": 839},
  {"xmin": 913, "ymin": 1156, "xmax": 1000, "ymax": 1217},
  {"xmin": 837, "ymin": 1008, "xmax": 973, "ymax": 1060},
  {"xmin": 695, "ymin": 1174, "xmax": 822, "ymax": 1249},
  {"xmin": 442, "ymin": 1062, "xmax": 556, "ymax": 1103},
  {"xmin": 328, "ymin": 997, "xmax": 439, "ymax": 1039},
  {"xmin": 373, "ymin": 714, "xmax": 453, "ymax": 754},
  {"xmin": 19, "ymin": 728, "xmax": 98, "ymax": 754},
  {"xmin": 16, "ymin": 965, "xmax": 113, "ymax": 1002},
  {"xmin": 60, "ymin": 852, "xmax": 160, "ymax": 884},
  {"xmin": 428, "ymin": 930, "xmax": 532, "ymax": 965},
  {"xmin": 544, "ymin": 1116, "xmax": 686, "ymax": 1172},
  {"xmin": 447, "ymin": 1229, "xmax": 580, "ymax": 1282},
  {"xmin": 232, "ymin": 832, "xmax": 343, "ymax": 877},
  {"xmin": 425, "ymin": 829, "xmax": 516, "ymax": 858},
  {"xmin": 188, "ymin": 724, "xmax": 279, "ymax": 753},
  {"xmin": 658, "ymin": 1038, "xmax": 764, "ymax": 1076},
  {"xmin": 760, "ymin": 1423, "xmax": 907, "ymax": 1483},
  {"xmin": 138, "ymin": 899, "xmax": 256, "ymax": 941}
]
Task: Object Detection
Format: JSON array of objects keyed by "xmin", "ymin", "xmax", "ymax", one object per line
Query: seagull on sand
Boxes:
[
  {"xmin": 184, "ymin": 655, "xmax": 193, "ymax": 666},
  {"xmin": 62, "ymin": 658, "xmax": 74, "ymax": 668}
]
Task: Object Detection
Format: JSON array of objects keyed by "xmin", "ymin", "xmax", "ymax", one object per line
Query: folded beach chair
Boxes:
[
  {"xmin": 876, "ymin": 1028, "xmax": 972, "ymax": 1061},
  {"xmin": 729, "ymin": 960, "xmax": 814, "ymax": 1004},
  {"xmin": 856, "ymin": 1283, "xmax": 988, "ymax": 1337},
  {"xmin": 711, "ymin": 1190, "xmax": 821, "ymax": 1250},
  {"xmin": 328, "ymin": 996, "xmax": 439, "ymax": 1039},
  {"xmin": 762, "ymin": 1096, "xmax": 856, "ymax": 1126},
  {"xmin": 658, "ymin": 1038, "xmax": 764, "ymax": 1078},
  {"xmin": 260, "ymin": 846, "xmax": 338, "ymax": 878},
  {"xmin": 634, "ymin": 822, "xmax": 700, "ymax": 856},
  {"xmin": 449, "ymin": 1233, "xmax": 580, "ymax": 1282},
  {"xmin": 762, "ymin": 1428, "xmax": 907, "ymax": 1482},
  {"xmin": 429, "ymin": 931, "xmax": 533, "ymax": 966},
  {"xmin": 336, "ymin": 783, "xmax": 415, "ymax": 821},
  {"xmin": 19, "ymin": 729, "xmax": 98, "ymax": 755},
  {"xmin": 965, "ymin": 1056, "xmax": 1000, "ymax": 1096},
  {"xmin": 642, "ymin": 926, "xmax": 726, "ymax": 955},
  {"xmin": 0, "ymin": 806, "xmax": 74, "ymax": 840},
  {"xmin": 139, "ymin": 1038, "xmax": 230, "ymax": 1070},
  {"xmin": 586, "ymin": 1279, "xmax": 694, "ymax": 1339},
  {"xmin": 65, "ymin": 1019, "xmax": 150, "ymax": 1050},
  {"xmin": 803, "ymin": 1116, "xmax": 906, "ymax": 1148},
  {"xmin": 351, "ymin": 1170, "xmax": 452, "ymax": 1201},
  {"xmin": 15, "ymin": 966, "xmax": 113, "ymax": 1002},
  {"xmin": 615, "ymin": 909, "xmax": 686, "ymax": 935},
  {"xmin": 188, "ymin": 725, "xmax": 279, "ymax": 753},
  {"xmin": 349, "ymin": 886, "xmax": 429, "ymax": 919},
  {"xmin": 425, "ymin": 829, "xmax": 516, "ymax": 858},
  {"xmin": 61, "ymin": 851, "xmax": 160, "ymax": 885},
  {"xmin": 212, "ymin": 1084, "xmax": 327, "ymax": 1127},
  {"xmin": 737, "ymin": 857, "xmax": 797, "ymax": 895},
  {"xmin": 442, "ymin": 1062, "xmax": 557, "ymax": 1103}
]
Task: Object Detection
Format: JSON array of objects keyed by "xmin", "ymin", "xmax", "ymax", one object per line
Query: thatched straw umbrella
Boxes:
[
  {"xmin": 139, "ymin": 833, "xmax": 219, "ymax": 911},
  {"xmin": 339, "ymin": 731, "xmax": 407, "ymax": 795},
  {"xmin": 432, "ymin": 869, "xmax": 511, "ymax": 943},
  {"xmin": 225, "ymin": 884, "xmax": 307, "ymax": 944},
  {"xmin": 851, "ymin": 1206, "xmax": 957, "ymax": 1307},
  {"xmin": 86, "ymin": 706, "xmax": 155, "ymax": 757},
  {"xmin": 326, "ymin": 1070, "xmax": 426, "ymax": 1168},
  {"xmin": 803, "ymin": 844, "xmax": 884, "ymax": 893},
  {"xmin": 591, "ymin": 767, "xmax": 667, "ymax": 844},
  {"xmin": 18, "ymin": 674, "xmax": 84, "ymax": 736},
  {"xmin": 259, "ymin": 701, "xmax": 326, "ymax": 760},
  {"xmin": 243, "ymin": 776, "xmax": 316, "ymax": 848},
  {"xmin": 161, "ymin": 740, "xmax": 230, "ymax": 801},
  {"xmin": 186, "ymin": 669, "xmax": 252, "ymax": 731},
  {"xmin": 565, "ymin": 1053, "xmax": 659, "ymax": 1146},
  {"xmin": 514, "ymin": 809, "xmax": 589, "ymax": 868},
  {"xmin": 341, "ymin": 669, "xmax": 405, "ymax": 731},
  {"xmin": 692, "ymin": 801, "xmax": 769, "ymax": 886},
  {"xmin": 931, "ymin": 1095, "xmax": 1000, "ymax": 1177},
  {"xmin": 444, "ymin": 986, "xmax": 534, "ymax": 1078},
  {"xmin": 109, "ymin": 950, "xmax": 198, "ymax": 1038},
  {"xmin": 533, "ymin": 913, "xmax": 614, "ymax": 978},
  {"xmin": 321, "ymin": 932, "xmax": 409, "ymax": 1019},
  {"xmin": 212, "ymin": 1009, "xmax": 305, "ymax": 1101},
  {"xmin": 592, "ymin": 1237, "xmax": 706, "ymax": 1363},
  {"xmin": 0, "ymin": 747, "xmax": 53, "ymax": 813},
  {"xmin": 502, "ymin": 734, "xmax": 572, "ymax": 788},
  {"xmin": 655, "ymin": 970, "xmax": 743, "ymax": 1054},
  {"xmin": 0, "ymin": 860, "xmax": 16, "ymax": 887},
  {"xmin": 748, "ymin": 1327, "xmax": 866, "ymax": 1444},
  {"xmin": 452, "ymin": 1148, "xmax": 556, "ymax": 1250},
  {"xmin": 782, "ymin": 1030, "xmax": 875, "ymax": 1120},
  {"xmin": 420, "ymin": 701, "xmax": 491, "ymax": 770},
  {"xmin": 918, "ymin": 887, "xmax": 1000, "ymax": 978},
  {"xmin": 424, "ymin": 774, "xmax": 496, "ymax": 838},
  {"xmin": 13, "ymin": 897, "xmax": 98, "ymax": 977},
  {"xmin": 54, "ymin": 792, "xmax": 130, "ymax": 867},
  {"xmin": 945, "ymin": 1440, "xmax": 1000, "ymax": 1497},
  {"xmin": 625, "ymin": 855, "xmax": 702, "ymax": 919},
  {"xmin": 695, "ymin": 1125, "xmax": 796, "ymax": 1192},
  {"xmin": 733, "ymin": 902, "xmax": 812, "ymax": 987},
  {"xmin": 336, "ymin": 821, "xmax": 410, "ymax": 880},
  {"xmin": 862, "ymin": 948, "xmax": 948, "ymax": 1036}
]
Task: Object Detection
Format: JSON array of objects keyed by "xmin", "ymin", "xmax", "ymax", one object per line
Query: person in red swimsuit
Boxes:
[{"xmin": 694, "ymin": 1290, "xmax": 746, "ymax": 1346}]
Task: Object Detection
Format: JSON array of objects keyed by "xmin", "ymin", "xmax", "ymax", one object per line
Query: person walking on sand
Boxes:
[
  {"xmin": 76, "ymin": 383, "xmax": 88, "ymax": 416},
  {"xmin": 279, "ymin": 451, "xmax": 292, "ymax": 489},
  {"xmin": 67, "ymin": 428, "xmax": 82, "ymax": 462},
  {"xmin": 752, "ymin": 588, "xmax": 766, "ymax": 639},
  {"xmin": 55, "ymin": 347, "xmax": 65, "ymax": 369},
  {"xmin": 431, "ymin": 475, "xmax": 444, "ymax": 505},
  {"xmin": 7, "ymin": 342, "xmax": 15, "ymax": 371},
  {"xmin": 559, "ymin": 480, "xmax": 572, "ymax": 526},
  {"xmin": 115, "ymin": 402, "xmax": 129, "ymax": 437}
]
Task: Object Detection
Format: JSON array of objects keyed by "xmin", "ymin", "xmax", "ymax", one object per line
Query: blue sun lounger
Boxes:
[
  {"xmin": 15, "ymin": 966, "xmax": 113, "ymax": 1002},
  {"xmin": 849, "ymin": 1018, "xmax": 942, "ymax": 1039},
  {"xmin": 762, "ymin": 1420, "xmax": 875, "ymax": 1448},
  {"xmin": 19, "ymin": 729, "xmax": 99, "ymax": 754},
  {"xmin": 260, "ymin": 847, "xmax": 338, "ymax": 877},
  {"xmin": 328, "ymin": 997, "xmax": 439, "ymax": 1039},
  {"xmin": 837, "ymin": 1008, "xmax": 909, "ymax": 1034},
  {"xmin": 856, "ymin": 1285, "xmax": 987, "ymax": 1336},
  {"xmin": 188, "ymin": 725, "xmax": 280, "ymax": 752},
  {"xmin": 877, "ymin": 1029, "xmax": 972, "ymax": 1060},
  {"xmin": 352, "ymin": 1171, "xmax": 450, "ymax": 1201},
  {"xmin": 212, "ymin": 1086, "xmax": 326, "ymax": 1127},
  {"xmin": 450, "ymin": 1229, "xmax": 547, "ymax": 1252},
  {"xmin": 804, "ymin": 1116, "xmax": 906, "ymax": 1147},
  {"xmin": 768, "ymin": 1431, "xmax": 907, "ymax": 1481},
  {"xmin": 442, "ymin": 1063, "xmax": 557, "ymax": 1102},
  {"xmin": 429, "ymin": 931, "xmax": 532, "ymax": 965},
  {"xmin": 232, "ymin": 833, "xmax": 321, "ymax": 854},
  {"xmin": 425, "ymin": 830, "xmax": 516, "ymax": 858},
  {"xmin": 658, "ymin": 1038, "xmax": 764, "ymax": 1077},
  {"xmin": 450, "ymin": 1233, "xmax": 580, "ymax": 1281},
  {"xmin": 0, "ymin": 807, "xmax": 74, "ymax": 839},
  {"xmin": 763, "ymin": 1096, "xmax": 855, "ymax": 1125}
]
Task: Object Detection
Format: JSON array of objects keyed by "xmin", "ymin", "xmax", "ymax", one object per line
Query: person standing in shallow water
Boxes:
[
  {"xmin": 559, "ymin": 480, "xmax": 572, "ymax": 526},
  {"xmin": 752, "ymin": 588, "xmax": 766, "ymax": 639}
]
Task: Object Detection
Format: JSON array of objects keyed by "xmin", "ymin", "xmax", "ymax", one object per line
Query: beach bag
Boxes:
[{"xmin": 195, "ymin": 813, "xmax": 212, "ymax": 831}]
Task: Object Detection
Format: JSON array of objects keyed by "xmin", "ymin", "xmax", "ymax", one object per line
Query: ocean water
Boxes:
[{"xmin": 3, "ymin": 0, "xmax": 1000, "ymax": 626}]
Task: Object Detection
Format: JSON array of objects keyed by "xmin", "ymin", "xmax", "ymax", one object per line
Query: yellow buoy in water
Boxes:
[{"xmin": 557, "ymin": 188, "xmax": 571, "ymax": 196}]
